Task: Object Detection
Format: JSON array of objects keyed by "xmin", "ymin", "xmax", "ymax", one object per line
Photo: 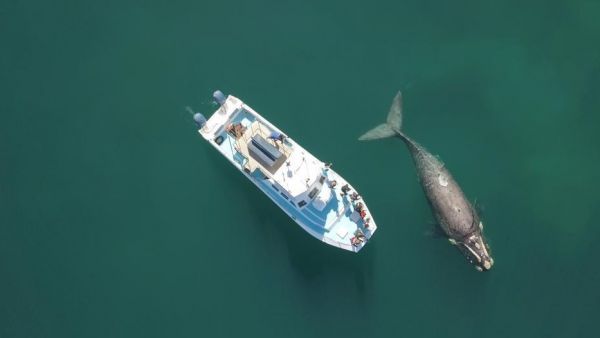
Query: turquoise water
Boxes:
[{"xmin": 2, "ymin": 1, "xmax": 600, "ymax": 337}]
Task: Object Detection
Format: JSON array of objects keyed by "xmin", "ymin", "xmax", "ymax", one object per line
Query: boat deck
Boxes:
[{"xmin": 255, "ymin": 167, "xmax": 376, "ymax": 251}]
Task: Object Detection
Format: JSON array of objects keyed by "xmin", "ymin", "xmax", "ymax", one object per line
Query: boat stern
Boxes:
[{"xmin": 197, "ymin": 91, "xmax": 244, "ymax": 141}]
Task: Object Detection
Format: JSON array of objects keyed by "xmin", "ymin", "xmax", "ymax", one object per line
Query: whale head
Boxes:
[{"xmin": 458, "ymin": 230, "xmax": 494, "ymax": 271}]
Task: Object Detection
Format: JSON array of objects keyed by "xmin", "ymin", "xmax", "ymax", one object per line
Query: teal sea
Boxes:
[{"xmin": 2, "ymin": 1, "xmax": 600, "ymax": 337}]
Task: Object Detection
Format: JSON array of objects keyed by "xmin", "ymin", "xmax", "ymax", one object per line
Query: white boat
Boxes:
[{"xmin": 193, "ymin": 91, "xmax": 377, "ymax": 252}]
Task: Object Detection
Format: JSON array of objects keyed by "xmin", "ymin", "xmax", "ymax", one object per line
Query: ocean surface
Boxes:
[{"xmin": 2, "ymin": 1, "xmax": 600, "ymax": 337}]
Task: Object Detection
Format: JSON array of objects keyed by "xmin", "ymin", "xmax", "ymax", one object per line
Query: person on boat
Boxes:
[
  {"xmin": 351, "ymin": 232, "xmax": 366, "ymax": 246},
  {"xmin": 359, "ymin": 209, "xmax": 367, "ymax": 219},
  {"xmin": 226, "ymin": 123, "xmax": 245, "ymax": 138},
  {"xmin": 340, "ymin": 184, "xmax": 350, "ymax": 196},
  {"xmin": 322, "ymin": 162, "xmax": 333, "ymax": 176},
  {"xmin": 354, "ymin": 202, "xmax": 364, "ymax": 212},
  {"xmin": 355, "ymin": 229, "xmax": 366, "ymax": 241},
  {"xmin": 350, "ymin": 192, "xmax": 361, "ymax": 201},
  {"xmin": 268, "ymin": 131, "xmax": 286, "ymax": 143},
  {"xmin": 328, "ymin": 179, "xmax": 337, "ymax": 189}
]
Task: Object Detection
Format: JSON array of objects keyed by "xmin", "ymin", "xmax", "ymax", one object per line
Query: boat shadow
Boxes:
[
  {"xmin": 205, "ymin": 148, "xmax": 374, "ymax": 310},
  {"xmin": 284, "ymin": 229, "xmax": 376, "ymax": 308}
]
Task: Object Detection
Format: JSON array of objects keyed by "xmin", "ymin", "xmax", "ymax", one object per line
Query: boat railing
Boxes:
[{"xmin": 322, "ymin": 236, "xmax": 356, "ymax": 251}]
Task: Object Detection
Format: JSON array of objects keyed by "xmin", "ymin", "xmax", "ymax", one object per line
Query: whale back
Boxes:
[{"xmin": 400, "ymin": 136, "xmax": 479, "ymax": 238}]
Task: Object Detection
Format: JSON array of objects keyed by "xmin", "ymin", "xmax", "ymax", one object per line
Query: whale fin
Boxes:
[
  {"xmin": 386, "ymin": 91, "xmax": 403, "ymax": 131},
  {"xmin": 358, "ymin": 124, "xmax": 395, "ymax": 140},
  {"xmin": 359, "ymin": 91, "xmax": 403, "ymax": 141}
]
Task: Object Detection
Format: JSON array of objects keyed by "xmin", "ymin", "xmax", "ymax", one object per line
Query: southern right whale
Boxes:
[{"xmin": 359, "ymin": 91, "xmax": 494, "ymax": 271}]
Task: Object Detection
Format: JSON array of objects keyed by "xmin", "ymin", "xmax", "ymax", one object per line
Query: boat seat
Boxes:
[
  {"xmin": 247, "ymin": 134, "xmax": 288, "ymax": 174},
  {"xmin": 248, "ymin": 140, "xmax": 276, "ymax": 167},
  {"xmin": 251, "ymin": 134, "xmax": 282, "ymax": 161}
]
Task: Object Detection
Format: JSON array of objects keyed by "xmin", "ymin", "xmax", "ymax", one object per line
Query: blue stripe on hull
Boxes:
[{"xmin": 252, "ymin": 177, "xmax": 328, "ymax": 239}]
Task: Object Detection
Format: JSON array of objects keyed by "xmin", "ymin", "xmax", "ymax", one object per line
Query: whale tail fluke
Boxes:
[
  {"xmin": 358, "ymin": 123, "xmax": 396, "ymax": 140},
  {"xmin": 359, "ymin": 91, "xmax": 403, "ymax": 141}
]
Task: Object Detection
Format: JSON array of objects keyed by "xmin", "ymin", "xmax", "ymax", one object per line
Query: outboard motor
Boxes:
[
  {"xmin": 213, "ymin": 90, "xmax": 227, "ymax": 105},
  {"xmin": 193, "ymin": 112, "xmax": 207, "ymax": 129}
]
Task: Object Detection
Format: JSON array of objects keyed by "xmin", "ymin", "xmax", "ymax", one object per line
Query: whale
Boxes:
[{"xmin": 359, "ymin": 91, "xmax": 494, "ymax": 271}]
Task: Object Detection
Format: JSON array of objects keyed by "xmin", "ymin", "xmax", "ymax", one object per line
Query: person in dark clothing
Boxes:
[
  {"xmin": 268, "ymin": 131, "xmax": 286, "ymax": 143},
  {"xmin": 340, "ymin": 184, "xmax": 350, "ymax": 196},
  {"xmin": 329, "ymin": 180, "xmax": 337, "ymax": 189},
  {"xmin": 354, "ymin": 202, "xmax": 364, "ymax": 212}
]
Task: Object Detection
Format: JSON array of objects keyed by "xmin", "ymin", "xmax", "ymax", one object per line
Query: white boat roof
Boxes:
[{"xmin": 272, "ymin": 142, "xmax": 324, "ymax": 198}]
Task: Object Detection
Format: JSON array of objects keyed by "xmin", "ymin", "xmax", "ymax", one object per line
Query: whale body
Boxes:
[{"xmin": 360, "ymin": 92, "xmax": 494, "ymax": 271}]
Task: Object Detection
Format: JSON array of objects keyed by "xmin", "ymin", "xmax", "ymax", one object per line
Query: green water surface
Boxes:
[{"xmin": 2, "ymin": 1, "xmax": 600, "ymax": 337}]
